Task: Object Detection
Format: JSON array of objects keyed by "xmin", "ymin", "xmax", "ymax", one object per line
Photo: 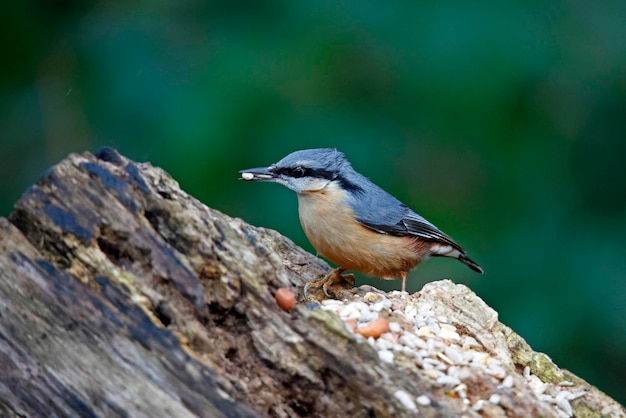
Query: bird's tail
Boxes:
[
  {"xmin": 458, "ymin": 253, "xmax": 484, "ymax": 274},
  {"xmin": 429, "ymin": 243, "xmax": 484, "ymax": 274}
]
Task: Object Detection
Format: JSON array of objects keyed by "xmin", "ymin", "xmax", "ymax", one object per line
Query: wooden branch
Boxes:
[{"xmin": 0, "ymin": 148, "xmax": 622, "ymax": 417}]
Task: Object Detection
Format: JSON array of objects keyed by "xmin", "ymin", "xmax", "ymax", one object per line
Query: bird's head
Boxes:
[{"xmin": 240, "ymin": 148, "xmax": 353, "ymax": 194}]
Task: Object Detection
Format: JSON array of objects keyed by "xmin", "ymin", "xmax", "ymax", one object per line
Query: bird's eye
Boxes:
[{"xmin": 291, "ymin": 166, "xmax": 306, "ymax": 178}]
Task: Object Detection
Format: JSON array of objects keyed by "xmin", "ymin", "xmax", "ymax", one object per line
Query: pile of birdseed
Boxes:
[{"xmin": 318, "ymin": 291, "xmax": 586, "ymax": 417}]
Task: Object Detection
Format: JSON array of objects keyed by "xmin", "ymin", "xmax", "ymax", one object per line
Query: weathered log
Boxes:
[{"xmin": 0, "ymin": 148, "xmax": 622, "ymax": 417}]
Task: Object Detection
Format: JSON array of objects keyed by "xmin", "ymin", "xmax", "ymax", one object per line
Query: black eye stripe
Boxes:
[
  {"xmin": 274, "ymin": 166, "xmax": 362, "ymax": 193},
  {"xmin": 274, "ymin": 166, "xmax": 308, "ymax": 177},
  {"xmin": 307, "ymin": 168, "xmax": 335, "ymax": 180},
  {"xmin": 307, "ymin": 168, "xmax": 363, "ymax": 192}
]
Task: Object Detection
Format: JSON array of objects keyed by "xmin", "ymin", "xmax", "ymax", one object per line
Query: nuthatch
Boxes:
[{"xmin": 239, "ymin": 148, "xmax": 483, "ymax": 293}]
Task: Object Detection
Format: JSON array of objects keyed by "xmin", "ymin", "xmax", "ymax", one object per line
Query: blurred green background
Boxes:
[{"xmin": 1, "ymin": 0, "xmax": 625, "ymax": 406}]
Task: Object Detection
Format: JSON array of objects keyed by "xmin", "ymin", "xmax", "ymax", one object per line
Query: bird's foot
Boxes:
[{"xmin": 304, "ymin": 268, "xmax": 355, "ymax": 301}]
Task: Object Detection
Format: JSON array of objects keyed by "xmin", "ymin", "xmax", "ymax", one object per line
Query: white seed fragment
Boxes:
[
  {"xmin": 370, "ymin": 302, "xmax": 386, "ymax": 312},
  {"xmin": 488, "ymin": 394, "xmax": 501, "ymax": 405},
  {"xmin": 427, "ymin": 320, "xmax": 441, "ymax": 334},
  {"xmin": 523, "ymin": 365, "xmax": 531, "ymax": 379},
  {"xmin": 426, "ymin": 338, "xmax": 436, "ymax": 352},
  {"xmin": 399, "ymin": 333, "xmax": 423, "ymax": 349},
  {"xmin": 435, "ymin": 375, "xmax": 461, "ymax": 386},
  {"xmin": 463, "ymin": 350, "xmax": 476, "ymax": 363},
  {"xmin": 378, "ymin": 349, "xmax": 394, "ymax": 363},
  {"xmin": 558, "ymin": 380, "xmax": 574, "ymax": 387},
  {"xmin": 423, "ymin": 357, "xmax": 446, "ymax": 370},
  {"xmin": 358, "ymin": 309, "xmax": 378, "ymax": 323},
  {"xmin": 567, "ymin": 390, "xmax": 586, "ymax": 401},
  {"xmin": 555, "ymin": 390, "xmax": 576, "ymax": 403},
  {"xmin": 437, "ymin": 352, "xmax": 454, "ymax": 366},
  {"xmin": 439, "ymin": 324, "xmax": 461, "ymax": 340},
  {"xmin": 241, "ymin": 172, "xmax": 254, "ymax": 180},
  {"xmin": 416, "ymin": 395, "xmax": 431, "ymax": 406},
  {"xmin": 462, "ymin": 336, "xmax": 480, "ymax": 349},
  {"xmin": 389, "ymin": 290, "xmax": 407, "ymax": 297},
  {"xmin": 417, "ymin": 326, "xmax": 431, "ymax": 336},
  {"xmin": 472, "ymin": 399, "xmax": 486, "ymax": 411},
  {"xmin": 423, "ymin": 368, "xmax": 445, "ymax": 380},
  {"xmin": 499, "ymin": 375, "xmax": 514, "ymax": 389},
  {"xmin": 418, "ymin": 303, "xmax": 433, "ymax": 314},
  {"xmin": 375, "ymin": 338, "xmax": 394, "ymax": 351},
  {"xmin": 528, "ymin": 375, "xmax": 549, "ymax": 395},
  {"xmin": 363, "ymin": 292, "xmax": 382, "ymax": 302},
  {"xmin": 455, "ymin": 367, "xmax": 474, "ymax": 382},
  {"xmin": 339, "ymin": 304, "xmax": 361, "ymax": 320},
  {"xmin": 556, "ymin": 397, "xmax": 573, "ymax": 417},
  {"xmin": 444, "ymin": 346, "xmax": 464, "ymax": 364},
  {"xmin": 401, "ymin": 346, "xmax": 416, "ymax": 356},
  {"xmin": 447, "ymin": 366, "xmax": 461, "ymax": 378},
  {"xmin": 486, "ymin": 363, "xmax": 507, "ymax": 379},
  {"xmin": 452, "ymin": 383, "xmax": 468, "ymax": 398},
  {"xmin": 352, "ymin": 301, "xmax": 369, "ymax": 311},
  {"xmin": 392, "ymin": 343, "xmax": 404, "ymax": 352},
  {"xmin": 404, "ymin": 304, "xmax": 418, "ymax": 318},
  {"xmin": 539, "ymin": 394, "xmax": 554, "ymax": 404},
  {"xmin": 367, "ymin": 336, "xmax": 377, "ymax": 348},
  {"xmin": 471, "ymin": 351, "xmax": 490, "ymax": 365},
  {"xmin": 394, "ymin": 390, "xmax": 417, "ymax": 411},
  {"xmin": 389, "ymin": 321, "xmax": 402, "ymax": 333}
]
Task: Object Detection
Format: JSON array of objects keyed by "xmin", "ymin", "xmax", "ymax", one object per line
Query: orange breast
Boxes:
[{"xmin": 297, "ymin": 184, "xmax": 430, "ymax": 278}]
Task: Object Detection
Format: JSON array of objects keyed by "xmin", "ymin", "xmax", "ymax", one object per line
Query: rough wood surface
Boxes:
[{"xmin": 0, "ymin": 148, "xmax": 623, "ymax": 417}]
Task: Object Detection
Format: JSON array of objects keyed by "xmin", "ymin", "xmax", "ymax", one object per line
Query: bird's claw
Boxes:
[{"xmin": 304, "ymin": 268, "xmax": 355, "ymax": 300}]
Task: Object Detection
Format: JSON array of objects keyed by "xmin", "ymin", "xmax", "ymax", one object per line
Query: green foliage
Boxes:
[{"xmin": 1, "ymin": 0, "xmax": 625, "ymax": 405}]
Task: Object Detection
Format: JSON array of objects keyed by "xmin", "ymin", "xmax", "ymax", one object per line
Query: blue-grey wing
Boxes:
[{"xmin": 347, "ymin": 181, "xmax": 464, "ymax": 252}]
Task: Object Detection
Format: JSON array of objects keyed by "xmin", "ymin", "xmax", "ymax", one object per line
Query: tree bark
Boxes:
[{"xmin": 0, "ymin": 148, "xmax": 622, "ymax": 417}]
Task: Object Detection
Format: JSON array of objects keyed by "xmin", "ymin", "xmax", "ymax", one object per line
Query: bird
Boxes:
[{"xmin": 239, "ymin": 148, "xmax": 482, "ymax": 294}]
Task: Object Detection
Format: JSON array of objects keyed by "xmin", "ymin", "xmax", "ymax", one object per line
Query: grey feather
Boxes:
[{"xmin": 339, "ymin": 165, "xmax": 465, "ymax": 252}]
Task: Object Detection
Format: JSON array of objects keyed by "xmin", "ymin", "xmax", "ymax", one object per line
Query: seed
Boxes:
[
  {"xmin": 356, "ymin": 317, "xmax": 389, "ymax": 338},
  {"xmin": 274, "ymin": 288, "xmax": 296, "ymax": 312},
  {"xmin": 394, "ymin": 390, "xmax": 417, "ymax": 411}
]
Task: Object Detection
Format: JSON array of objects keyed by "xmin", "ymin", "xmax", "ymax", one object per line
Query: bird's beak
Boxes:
[{"xmin": 239, "ymin": 167, "xmax": 277, "ymax": 182}]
